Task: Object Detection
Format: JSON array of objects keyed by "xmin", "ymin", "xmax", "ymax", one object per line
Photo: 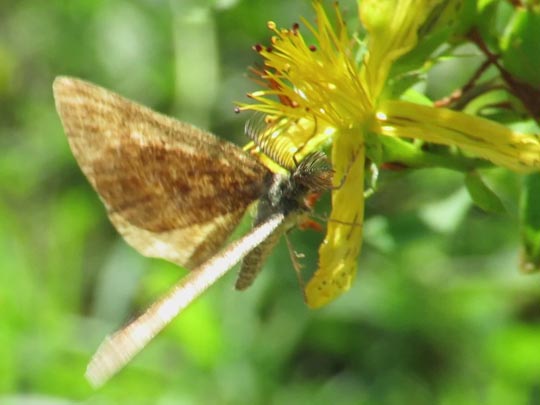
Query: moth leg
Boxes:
[
  {"xmin": 332, "ymin": 145, "xmax": 366, "ymax": 191},
  {"xmin": 285, "ymin": 233, "xmax": 307, "ymax": 302},
  {"xmin": 309, "ymin": 212, "xmax": 363, "ymax": 229}
]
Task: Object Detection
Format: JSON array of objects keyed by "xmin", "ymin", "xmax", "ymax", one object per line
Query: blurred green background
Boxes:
[{"xmin": 2, "ymin": 1, "xmax": 540, "ymax": 404}]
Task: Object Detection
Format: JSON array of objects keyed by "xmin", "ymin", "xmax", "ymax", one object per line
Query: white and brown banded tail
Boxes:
[{"xmin": 86, "ymin": 213, "xmax": 285, "ymax": 388}]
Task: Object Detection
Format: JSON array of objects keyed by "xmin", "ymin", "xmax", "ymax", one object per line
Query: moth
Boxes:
[{"xmin": 53, "ymin": 77, "xmax": 333, "ymax": 387}]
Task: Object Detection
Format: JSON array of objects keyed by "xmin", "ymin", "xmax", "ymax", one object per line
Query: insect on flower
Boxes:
[{"xmin": 53, "ymin": 77, "xmax": 333, "ymax": 387}]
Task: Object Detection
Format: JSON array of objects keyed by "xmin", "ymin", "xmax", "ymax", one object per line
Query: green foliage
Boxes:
[
  {"xmin": 520, "ymin": 173, "xmax": 540, "ymax": 273},
  {"xmin": 1, "ymin": 1, "xmax": 540, "ymax": 404},
  {"xmin": 465, "ymin": 171, "xmax": 506, "ymax": 214},
  {"xmin": 500, "ymin": 8, "xmax": 540, "ymax": 89}
]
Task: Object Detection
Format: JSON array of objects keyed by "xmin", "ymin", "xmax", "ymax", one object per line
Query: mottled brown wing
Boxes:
[{"xmin": 53, "ymin": 76, "xmax": 271, "ymax": 269}]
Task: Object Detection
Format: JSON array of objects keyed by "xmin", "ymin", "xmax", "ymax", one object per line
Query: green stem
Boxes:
[{"xmin": 377, "ymin": 136, "xmax": 493, "ymax": 172}]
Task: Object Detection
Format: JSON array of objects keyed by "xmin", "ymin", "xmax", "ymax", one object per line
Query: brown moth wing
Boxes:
[{"xmin": 53, "ymin": 77, "xmax": 271, "ymax": 269}]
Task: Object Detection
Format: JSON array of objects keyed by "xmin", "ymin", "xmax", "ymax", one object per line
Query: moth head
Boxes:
[
  {"xmin": 272, "ymin": 151, "xmax": 334, "ymax": 215},
  {"xmin": 292, "ymin": 151, "xmax": 334, "ymax": 196}
]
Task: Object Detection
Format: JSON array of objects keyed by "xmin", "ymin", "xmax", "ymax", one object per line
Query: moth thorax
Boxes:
[{"xmin": 254, "ymin": 173, "xmax": 301, "ymax": 226}]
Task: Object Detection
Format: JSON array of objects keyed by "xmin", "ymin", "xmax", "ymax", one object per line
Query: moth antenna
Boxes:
[
  {"xmin": 245, "ymin": 112, "xmax": 297, "ymax": 171},
  {"xmin": 309, "ymin": 212, "xmax": 363, "ymax": 229},
  {"xmin": 245, "ymin": 112, "xmax": 321, "ymax": 172}
]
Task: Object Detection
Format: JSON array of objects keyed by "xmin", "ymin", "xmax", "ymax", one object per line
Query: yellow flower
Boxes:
[{"xmin": 240, "ymin": 0, "xmax": 540, "ymax": 308}]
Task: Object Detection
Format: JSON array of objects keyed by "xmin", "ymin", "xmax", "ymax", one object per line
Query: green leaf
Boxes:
[
  {"xmin": 519, "ymin": 173, "xmax": 540, "ymax": 273},
  {"xmin": 464, "ymin": 171, "xmax": 506, "ymax": 214},
  {"xmin": 419, "ymin": 0, "xmax": 477, "ymax": 40},
  {"xmin": 500, "ymin": 8, "xmax": 540, "ymax": 89}
]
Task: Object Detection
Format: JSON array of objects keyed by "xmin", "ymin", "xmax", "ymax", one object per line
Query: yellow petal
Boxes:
[
  {"xmin": 376, "ymin": 100, "xmax": 540, "ymax": 173},
  {"xmin": 305, "ymin": 127, "xmax": 366, "ymax": 308},
  {"xmin": 360, "ymin": 0, "xmax": 439, "ymax": 99}
]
